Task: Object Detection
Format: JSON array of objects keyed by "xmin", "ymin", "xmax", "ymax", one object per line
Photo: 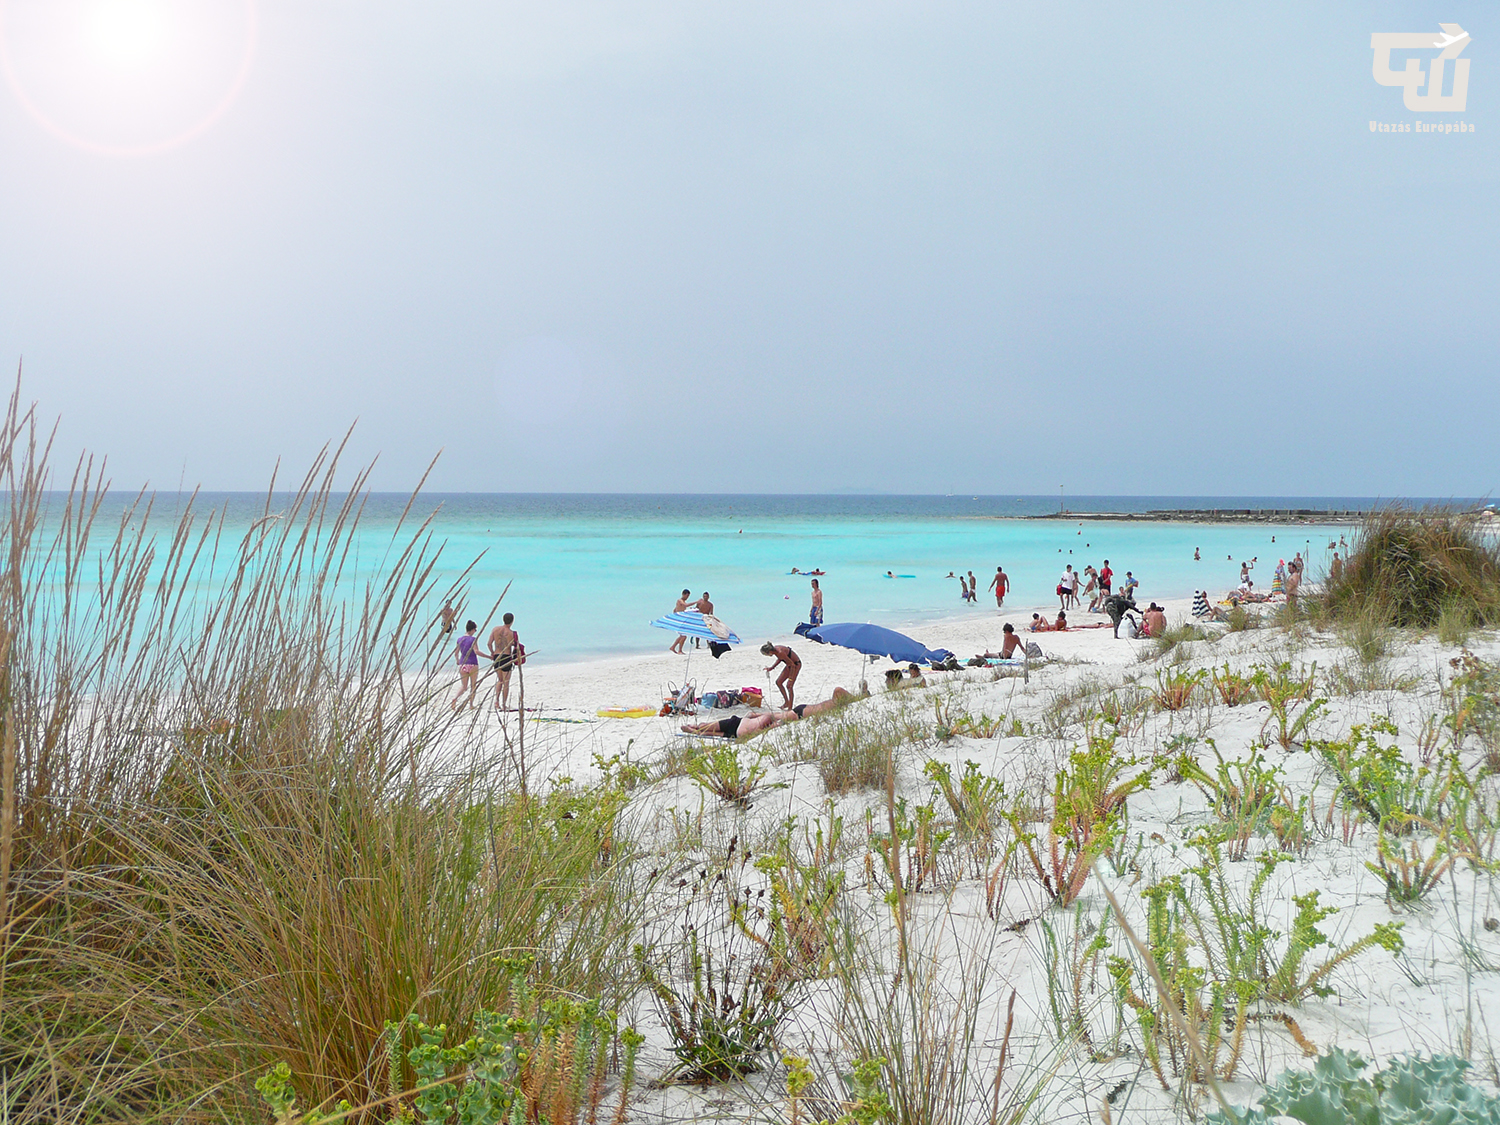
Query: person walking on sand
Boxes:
[
  {"xmin": 487, "ymin": 612, "xmax": 520, "ymax": 710},
  {"xmin": 988, "ymin": 566, "xmax": 1009, "ymax": 609},
  {"xmin": 809, "ymin": 578, "xmax": 824, "ymax": 626},
  {"xmin": 1098, "ymin": 560, "xmax": 1113, "ymax": 598},
  {"xmin": 1082, "ymin": 566, "xmax": 1100, "ymax": 612},
  {"xmin": 450, "ymin": 620, "xmax": 480, "ymax": 711},
  {"xmin": 670, "ymin": 588, "xmax": 691, "ymax": 653},
  {"xmin": 761, "ymin": 641, "xmax": 802, "ymax": 709}
]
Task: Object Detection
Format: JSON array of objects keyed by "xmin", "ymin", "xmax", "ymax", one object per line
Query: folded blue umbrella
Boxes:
[
  {"xmin": 650, "ymin": 610, "xmax": 742, "ymax": 644},
  {"xmin": 795, "ymin": 621, "xmax": 953, "ymax": 665}
]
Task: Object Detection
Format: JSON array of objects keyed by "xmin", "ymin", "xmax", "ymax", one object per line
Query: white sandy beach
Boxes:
[
  {"xmin": 428, "ymin": 589, "xmax": 1500, "ymax": 1123},
  {"xmin": 451, "ymin": 593, "xmax": 1212, "ymax": 774}
]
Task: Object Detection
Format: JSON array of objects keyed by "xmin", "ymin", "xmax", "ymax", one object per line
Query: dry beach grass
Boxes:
[{"xmin": 5, "ymin": 391, "xmax": 1500, "ymax": 1123}]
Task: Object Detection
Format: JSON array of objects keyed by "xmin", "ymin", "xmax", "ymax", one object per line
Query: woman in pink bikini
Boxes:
[{"xmin": 451, "ymin": 620, "xmax": 481, "ymax": 711}]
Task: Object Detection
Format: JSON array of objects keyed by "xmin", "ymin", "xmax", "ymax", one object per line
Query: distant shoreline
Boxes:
[{"xmin": 1033, "ymin": 508, "xmax": 1370, "ymax": 524}]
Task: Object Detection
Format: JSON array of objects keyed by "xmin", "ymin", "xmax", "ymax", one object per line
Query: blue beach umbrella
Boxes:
[
  {"xmin": 650, "ymin": 610, "xmax": 742, "ymax": 645},
  {"xmin": 795, "ymin": 621, "xmax": 952, "ymax": 666}
]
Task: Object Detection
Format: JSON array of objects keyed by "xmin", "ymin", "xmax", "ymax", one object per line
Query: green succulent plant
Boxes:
[{"xmin": 1209, "ymin": 1048, "xmax": 1500, "ymax": 1125}]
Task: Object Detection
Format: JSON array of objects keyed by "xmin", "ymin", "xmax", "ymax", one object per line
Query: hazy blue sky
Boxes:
[{"xmin": 1, "ymin": 1, "xmax": 1494, "ymax": 495}]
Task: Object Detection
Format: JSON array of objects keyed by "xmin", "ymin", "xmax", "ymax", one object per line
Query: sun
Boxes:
[
  {"xmin": 86, "ymin": 0, "xmax": 173, "ymax": 69},
  {"xmin": 0, "ymin": 0, "xmax": 256, "ymax": 156}
]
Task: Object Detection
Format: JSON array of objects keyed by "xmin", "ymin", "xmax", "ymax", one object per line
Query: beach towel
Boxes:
[
  {"xmin": 1192, "ymin": 592, "xmax": 1212, "ymax": 617},
  {"xmin": 596, "ymin": 707, "xmax": 656, "ymax": 719}
]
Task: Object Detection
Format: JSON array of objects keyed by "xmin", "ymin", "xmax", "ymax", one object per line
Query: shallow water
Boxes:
[{"xmin": 59, "ymin": 493, "xmax": 1398, "ymax": 664}]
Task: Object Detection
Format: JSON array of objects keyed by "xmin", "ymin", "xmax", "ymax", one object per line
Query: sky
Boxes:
[{"xmin": 0, "ymin": 1, "xmax": 1495, "ymax": 497}]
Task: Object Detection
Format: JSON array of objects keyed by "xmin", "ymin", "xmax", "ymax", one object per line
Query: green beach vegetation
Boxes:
[
  {"xmin": 0, "ymin": 395, "xmax": 643, "ymax": 1121},
  {"xmin": 1318, "ymin": 507, "xmax": 1500, "ymax": 631},
  {"xmin": 5, "ymin": 392, "xmax": 1500, "ymax": 1124}
]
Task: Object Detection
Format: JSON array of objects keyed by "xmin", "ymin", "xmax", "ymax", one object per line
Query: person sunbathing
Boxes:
[
  {"xmin": 1141, "ymin": 604, "xmax": 1167, "ymax": 638},
  {"xmin": 998, "ymin": 622, "xmax": 1025, "ymax": 658},
  {"xmin": 792, "ymin": 686, "xmax": 858, "ymax": 718},
  {"xmin": 975, "ymin": 629, "xmax": 1028, "ymax": 663},
  {"xmin": 681, "ymin": 710, "xmax": 795, "ymax": 738},
  {"xmin": 1031, "ymin": 611, "xmax": 1067, "ymax": 632}
]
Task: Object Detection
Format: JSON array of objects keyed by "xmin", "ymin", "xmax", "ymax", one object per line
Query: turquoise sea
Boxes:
[{"xmin": 79, "ymin": 493, "xmax": 1444, "ymax": 665}]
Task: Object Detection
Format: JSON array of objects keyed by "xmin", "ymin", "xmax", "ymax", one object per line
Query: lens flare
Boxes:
[
  {"xmin": 0, "ymin": 0, "xmax": 256, "ymax": 157},
  {"xmin": 87, "ymin": 0, "xmax": 172, "ymax": 68}
]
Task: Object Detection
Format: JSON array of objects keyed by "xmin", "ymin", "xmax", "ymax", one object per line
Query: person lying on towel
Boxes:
[{"xmin": 681, "ymin": 710, "xmax": 794, "ymax": 738}]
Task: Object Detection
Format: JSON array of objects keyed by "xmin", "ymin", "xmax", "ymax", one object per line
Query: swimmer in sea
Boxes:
[{"xmin": 988, "ymin": 566, "xmax": 1009, "ymax": 608}]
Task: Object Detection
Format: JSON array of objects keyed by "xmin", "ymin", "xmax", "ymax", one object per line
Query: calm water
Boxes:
[{"xmin": 63, "ymin": 494, "xmax": 1472, "ymax": 664}]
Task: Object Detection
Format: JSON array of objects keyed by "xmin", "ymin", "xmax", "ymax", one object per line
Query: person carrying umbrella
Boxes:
[{"xmin": 761, "ymin": 641, "xmax": 802, "ymax": 710}]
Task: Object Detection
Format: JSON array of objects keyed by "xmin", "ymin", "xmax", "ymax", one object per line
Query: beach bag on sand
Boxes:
[
  {"xmin": 740, "ymin": 686, "xmax": 763, "ymax": 701},
  {"xmin": 662, "ymin": 682, "xmax": 696, "ymax": 715},
  {"xmin": 1025, "ymin": 642, "xmax": 1043, "ymax": 659},
  {"xmin": 700, "ymin": 692, "xmax": 719, "ymax": 710}
]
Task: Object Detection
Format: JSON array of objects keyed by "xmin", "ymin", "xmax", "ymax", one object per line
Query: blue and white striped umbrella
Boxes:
[{"xmin": 649, "ymin": 610, "xmax": 741, "ymax": 644}]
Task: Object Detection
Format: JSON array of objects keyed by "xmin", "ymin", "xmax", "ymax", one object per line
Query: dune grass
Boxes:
[
  {"xmin": 0, "ymin": 390, "xmax": 642, "ymax": 1122},
  {"xmin": 1320, "ymin": 507, "xmax": 1500, "ymax": 630}
]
